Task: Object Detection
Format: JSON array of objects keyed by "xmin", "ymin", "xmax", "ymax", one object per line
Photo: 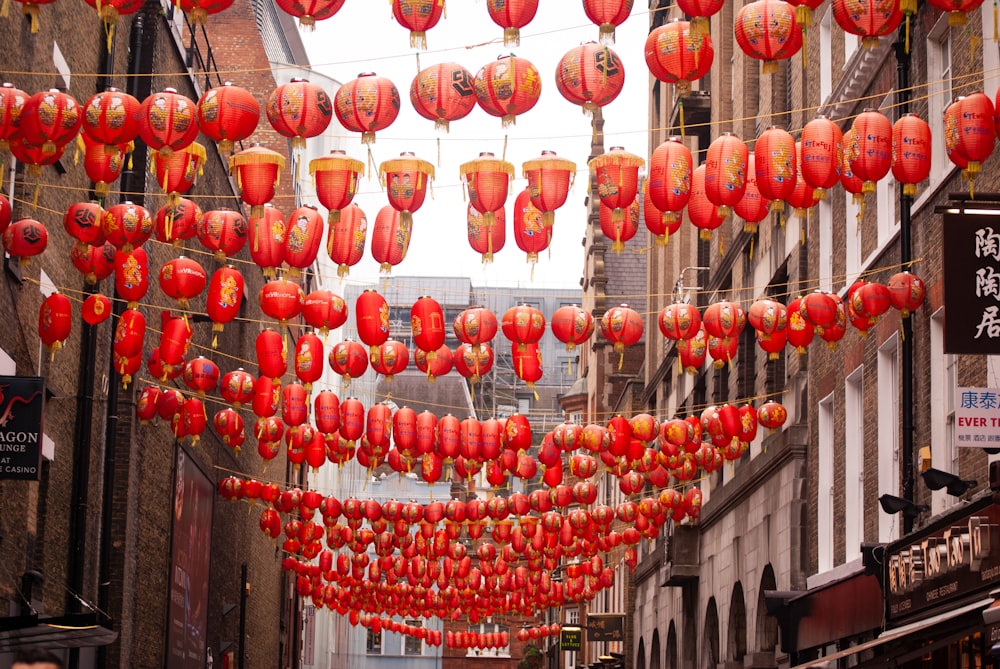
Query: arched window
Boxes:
[
  {"xmin": 666, "ymin": 622, "xmax": 677, "ymax": 669},
  {"xmin": 637, "ymin": 637, "xmax": 647, "ymax": 669},
  {"xmin": 651, "ymin": 629, "xmax": 661, "ymax": 669},
  {"xmin": 703, "ymin": 598, "xmax": 720, "ymax": 669},
  {"xmin": 757, "ymin": 564, "xmax": 779, "ymax": 652},
  {"xmin": 729, "ymin": 582, "xmax": 747, "ymax": 661}
]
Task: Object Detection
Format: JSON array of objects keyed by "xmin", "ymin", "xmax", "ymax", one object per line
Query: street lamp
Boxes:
[{"xmin": 921, "ymin": 467, "xmax": 977, "ymax": 497}]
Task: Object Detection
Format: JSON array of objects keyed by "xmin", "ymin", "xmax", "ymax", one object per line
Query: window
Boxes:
[
  {"xmin": 404, "ymin": 620, "xmax": 423, "ymax": 655},
  {"xmin": 819, "ymin": 8, "xmax": 833, "ymax": 103},
  {"xmin": 927, "ymin": 15, "xmax": 953, "ymax": 190},
  {"xmin": 983, "ymin": 4, "xmax": 1000, "ymax": 96},
  {"xmin": 517, "ymin": 396, "xmax": 530, "ymax": 414},
  {"xmin": 931, "ymin": 309, "xmax": 958, "ymax": 514},
  {"xmin": 878, "ymin": 334, "xmax": 899, "ymax": 542},
  {"xmin": 818, "ymin": 199, "xmax": 833, "ymax": 292},
  {"xmin": 845, "ymin": 366, "xmax": 864, "ymax": 561},
  {"xmin": 366, "ymin": 629, "xmax": 382, "ymax": 654},
  {"xmin": 467, "ymin": 622, "xmax": 510, "ymax": 657},
  {"xmin": 818, "ymin": 393, "xmax": 835, "ymax": 572}
]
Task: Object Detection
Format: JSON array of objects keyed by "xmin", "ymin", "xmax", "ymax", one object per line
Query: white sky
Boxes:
[{"xmin": 300, "ymin": 2, "xmax": 650, "ymax": 293}]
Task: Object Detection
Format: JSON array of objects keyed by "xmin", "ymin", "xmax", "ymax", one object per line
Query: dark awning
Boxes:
[{"xmin": 0, "ymin": 612, "xmax": 117, "ymax": 653}]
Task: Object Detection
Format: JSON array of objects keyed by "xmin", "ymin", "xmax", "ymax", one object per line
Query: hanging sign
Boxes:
[
  {"xmin": 956, "ymin": 386, "xmax": 1000, "ymax": 447},
  {"xmin": 0, "ymin": 375, "xmax": 45, "ymax": 480},
  {"xmin": 943, "ymin": 212, "xmax": 1000, "ymax": 354},
  {"xmin": 587, "ymin": 614, "xmax": 625, "ymax": 642},
  {"xmin": 559, "ymin": 626, "xmax": 583, "ymax": 652}
]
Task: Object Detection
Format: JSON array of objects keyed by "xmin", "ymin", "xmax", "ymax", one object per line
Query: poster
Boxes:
[
  {"xmin": 943, "ymin": 212, "xmax": 1000, "ymax": 353},
  {"xmin": 0, "ymin": 375, "xmax": 44, "ymax": 480}
]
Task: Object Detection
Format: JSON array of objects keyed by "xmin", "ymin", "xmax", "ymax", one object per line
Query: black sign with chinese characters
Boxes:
[
  {"xmin": 0, "ymin": 376, "xmax": 45, "ymax": 480},
  {"xmin": 944, "ymin": 212, "xmax": 1000, "ymax": 353},
  {"xmin": 587, "ymin": 615, "xmax": 624, "ymax": 643}
]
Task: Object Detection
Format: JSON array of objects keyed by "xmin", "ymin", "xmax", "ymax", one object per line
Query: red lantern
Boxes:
[
  {"xmin": 155, "ymin": 198, "xmax": 202, "ymax": 246},
  {"xmin": 703, "ymin": 301, "xmax": 747, "ymax": 339},
  {"xmin": 282, "ymin": 383, "xmax": 309, "ymax": 427},
  {"xmin": 467, "ymin": 201, "xmax": 506, "ymax": 264},
  {"xmin": 310, "ymin": 152, "xmax": 364, "ymax": 251},
  {"xmin": 329, "ymin": 339, "xmax": 368, "ymax": 383},
  {"xmin": 248, "ymin": 204, "xmax": 285, "ymax": 276},
  {"xmin": 284, "ymin": 205, "xmax": 324, "ymax": 274},
  {"xmin": 302, "ymin": 290, "xmax": 347, "ymax": 337},
  {"xmin": 555, "ymin": 42, "xmax": 625, "ymax": 115},
  {"xmin": 206, "ymin": 265, "xmax": 244, "ymax": 345},
  {"xmin": 676, "ymin": 0, "xmax": 723, "ymax": 33},
  {"xmin": 82, "ymin": 88, "xmax": 140, "ymax": 152},
  {"xmin": 945, "ymin": 93, "xmax": 995, "ymax": 189},
  {"xmin": 833, "ymin": 0, "xmax": 903, "ymax": 48},
  {"xmin": 708, "ymin": 335, "xmax": 739, "ymax": 368},
  {"xmin": 390, "ymin": 0, "xmax": 445, "ymax": 49},
  {"xmin": 220, "ymin": 368, "xmax": 255, "ymax": 408},
  {"xmin": 409, "ymin": 62, "xmax": 476, "ymax": 133},
  {"xmin": 658, "ymin": 302, "xmax": 701, "ymax": 341},
  {"xmin": 600, "ymin": 304, "xmax": 644, "ymax": 358},
  {"xmin": 20, "ymin": 89, "xmax": 81, "ymax": 155},
  {"xmin": 887, "ymin": 271, "xmax": 925, "ymax": 317},
  {"xmin": 502, "ymin": 304, "xmax": 546, "ymax": 351},
  {"xmin": 513, "ymin": 187, "xmax": 551, "ymax": 266},
  {"xmin": 115, "ymin": 353, "xmax": 142, "ymax": 390},
  {"xmin": 151, "ymin": 141, "xmax": 205, "ymax": 206},
  {"xmin": 754, "ymin": 126, "xmax": 797, "ymax": 211},
  {"xmin": 454, "ymin": 343, "xmax": 494, "ymax": 383},
  {"xmin": 411, "ymin": 295, "xmax": 445, "ymax": 355},
  {"xmin": 474, "ymin": 55, "xmax": 542, "ymax": 127},
  {"xmin": 183, "ymin": 356, "xmax": 220, "ymax": 397},
  {"xmin": 103, "ymin": 201, "xmax": 152, "ymax": 252},
  {"xmin": 582, "ymin": 0, "xmax": 633, "ymax": 43},
  {"xmin": 748, "ymin": 299, "xmax": 787, "ymax": 339},
  {"xmin": 371, "ymin": 340, "xmax": 410, "ymax": 381},
  {"xmin": 785, "ymin": 296, "xmax": 814, "ymax": 354},
  {"xmin": 371, "ymin": 205, "xmax": 411, "ymax": 273},
  {"xmin": 512, "ymin": 342, "xmax": 543, "ymax": 390},
  {"xmin": 63, "ymin": 201, "xmax": 104, "ymax": 248},
  {"xmin": 177, "ymin": 0, "xmax": 233, "ymax": 24},
  {"xmin": 589, "ymin": 146, "xmax": 644, "ymax": 224},
  {"xmin": 849, "ymin": 109, "xmax": 892, "ymax": 193},
  {"xmin": 521, "ymin": 150, "xmax": 576, "ymax": 230},
  {"xmin": 230, "ymin": 145, "xmax": 285, "ymax": 219},
  {"xmin": 0, "ymin": 83, "xmax": 26, "ymax": 150},
  {"xmin": 840, "ymin": 129, "xmax": 866, "ymax": 206},
  {"xmin": 891, "ymin": 113, "xmax": 931, "ymax": 197},
  {"xmin": 786, "ymin": 141, "xmax": 816, "ymax": 220},
  {"xmin": 486, "ymin": 0, "xmax": 538, "ymax": 46},
  {"xmin": 328, "ymin": 203, "xmax": 367, "ymax": 277},
  {"xmin": 82, "ymin": 294, "xmax": 112, "ymax": 325},
  {"xmin": 158, "ymin": 313, "xmax": 192, "ymax": 374},
  {"xmin": 259, "ymin": 278, "xmax": 303, "ymax": 326},
  {"xmin": 274, "ymin": 0, "xmax": 345, "ymax": 27},
  {"xmin": 10, "ymin": 137, "xmax": 65, "ymax": 179},
  {"xmin": 461, "ymin": 152, "xmax": 514, "ymax": 234},
  {"xmin": 454, "ymin": 306, "xmax": 498, "ymax": 353},
  {"xmin": 600, "ymin": 200, "xmax": 639, "ymax": 253},
  {"xmin": 137, "ymin": 89, "xmax": 198, "ymax": 157},
  {"xmin": 339, "ymin": 397, "xmax": 365, "ymax": 444},
  {"xmin": 256, "ymin": 328, "xmax": 287, "ymax": 379},
  {"xmin": 356, "ymin": 289, "xmax": 390, "ymax": 354},
  {"xmin": 800, "ymin": 116, "xmax": 842, "ymax": 199},
  {"xmin": 0, "ymin": 194, "xmax": 10, "ymax": 236},
  {"xmin": 550, "ymin": 304, "xmax": 595, "ymax": 351},
  {"xmin": 3, "ymin": 218, "xmax": 47, "ymax": 265},
  {"xmin": 314, "ymin": 390, "xmax": 340, "ymax": 434},
  {"xmin": 38, "ymin": 292, "xmax": 72, "ymax": 358},
  {"xmin": 82, "ymin": 136, "xmax": 126, "ymax": 200},
  {"xmin": 687, "ymin": 164, "xmax": 725, "ymax": 240},
  {"xmin": 136, "ymin": 387, "xmax": 161, "ymax": 424},
  {"xmin": 293, "ymin": 334, "xmax": 323, "ymax": 394},
  {"xmin": 703, "ymin": 132, "xmax": 748, "ymax": 219},
  {"xmin": 801, "ymin": 291, "xmax": 837, "ymax": 333},
  {"xmin": 267, "ymin": 79, "xmax": 333, "ymax": 149},
  {"xmin": 735, "ymin": 0, "xmax": 802, "ymax": 73},
  {"xmin": 415, "ymin": 345, "xmax": 453, "ymax": 381},
  {"xmin": 334, "ymin": 73, "xmax": 401, "ymax": 145},
  {"xmin": 113, "ymin": 308, "xmax": 145, "ymax": 360},
  {"xmin": 197, "ymin": 83, "xmax": 260, "ymax": 154},
  {"xmin": 927, "ymin": 0, "xmax": 983, "ymax": 24},
  {"xmin": 197, "ymin": 208, "xmax": 247, "ymax": 262},
  {"xmin": 758, "ymin": 401, "xmax": 787, "ymax": 430},
  {"xmin": 214, "ymin": 408, "xmax": 245, "ymax": 451},
  {"xmin": 648, "ymin": 137, "xmax": 692, "ymax": 234},
  {"xmin": 158, "ymin": 256, "xmax": 207, "ymax": 310},
  {"xmin": 735, "ymin": 153, "xmax": 771, "ymax": 232},
  {"xmin": 645, "ymin": 20, "xmax": 713, "ymax": 95}
]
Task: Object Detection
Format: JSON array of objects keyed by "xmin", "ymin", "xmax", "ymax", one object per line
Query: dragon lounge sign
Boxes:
[{"xmin": 0, "ymin": 376, "xmax": 45, "ymax": 480}]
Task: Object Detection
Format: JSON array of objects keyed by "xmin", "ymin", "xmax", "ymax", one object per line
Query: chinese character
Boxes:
[
  {"xmin": 962, "ymin": 390, "xmax": 982, "ymax": 408},
  {"xmin": 974, "ymin": 306, "xmax": 1000, "ymax": 339},
  {"xmin": 977, "ymin": 267, "xmax": 1000, "ymax": 300},
  {"xmin": 976, "ymin": 227, "xmax": 1000, "ymax": 262},
  {"xmin": 981, "ymin": 391, "xmax": 1000, "ymax": 409}
]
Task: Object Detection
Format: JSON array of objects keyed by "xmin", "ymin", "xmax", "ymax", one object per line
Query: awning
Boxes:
[
  {"xmin": 789, "ymin": 597, "xmax": 994, "ymax": 669},
  {"xmin": 0, "ymin": 612, "xmax": 117, "ymax": 653}
]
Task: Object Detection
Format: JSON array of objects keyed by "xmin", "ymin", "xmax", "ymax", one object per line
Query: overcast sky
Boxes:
[{"xmin": 300, "ymin": 2, "xmax": 651, "ymax": 294}]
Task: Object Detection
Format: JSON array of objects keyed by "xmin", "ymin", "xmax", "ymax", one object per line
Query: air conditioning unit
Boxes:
[{"xmin": 662, "ymin": 523, "xmax": 699, "ymax": 586}]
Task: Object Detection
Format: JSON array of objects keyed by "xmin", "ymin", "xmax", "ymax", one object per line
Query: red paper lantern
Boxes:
[
  {"xmin": 785, "ymin": 296, "xmax": 814, "ymax": 354},
  {"xmin": 648, "ymin": 137, "xmax": 693, "ymax": 235},
  {"xmin": 256, "ymin": 329, "xmax": 287, "ymax": 379},
  {"xmin": 198, "ymin": 208, "xmax": 248, "ymax": 262},
  {"xmin": 155, "ymin": 197, "xmax": 201, "ymax": 246},
  {"xmin": 415, "ymin": 345, "xmax": 453, "ymax": 381},
  {"xmin": 645, "ymin": 20, "xmax": 714, "ymax": 95},
  {"xmin": 207, "ymin": 265, "xmax": 245, "ymax": 341},
  {"xmin": 197, "ymin": 83, "xmax": 259, "ymax": 154},
  {"xmin": 82, "ymin": 136, "xmax": 126, "ymax": 200},
  {"xmin": 82, "ymin": 88, "xmax": 140, "ymax": 153},
  {"xmin": 274, "ymin": 0, "xmax": 345, "ymax": 27},
  {"xmin": 260, "ymin": 278, "xmax": 303, "ymax": 326},
  {"xmin": 284, "ymin": 205, "xmax": 324, "ymax": 273},
  {"xmin": 840, "ymin": 128, "xmax": 866, "ymax": 206},
  {"xmin": 177, "ymin": 0, "xmax": 233, "ymax": 24},
  {"xmin": 103, "ymin": 201, "xmax": 152, "ymax": 252},
  {"xmin": 115, "ymin": 353, "xmax": 142, "ymax": 389},
  {"xmin": 281, "ymin": 384, "xmax": 308, "ymax": 428},
  {"xmin": 302, "ymin": 290, "xmax": 347, "ymax": 337},
  {"xmin": 555, "ymin": 42, "xmax": 625, "ymax": 116},
  {"xmin": 0, "ymin": 194, "xmax": 10, "ymax": 236},
  {"xmin": 371, "ymin": 340, "xmax": 410, "ymax": 381},
  {"xmin": 512, "ymin": 187, "xmax": 551, "ymax": 266},
  {"xmin": 676, "ymin": 0, "xmax": 723, "ymax": 33},
  {"xmin": 799, "ymin": 290, "xmax": 836, "ymax": 332},
  {"xmin": 113, "ymin": 308, "xmax": 145, "ymax": 360},
  {"xmin": 214, "ymin": 408, "xmax": 245, "ymax": 451},
  {"xmin": 409, "ymin": 62, "xmax": 476, "ymax": 133},
  {"xmin": 474, "ymin": 55, "xmax": 542, "ymax": 127},
  {"xmin": 589, "ymin": 146, "xmax": 644, "ymax": 224},
  {"xmin": 849, "ymin": 109, "xmax": 892, "ymax": 193},
  {"xmin": 687, "ymin": 164, "xmax": 725, "ymax": 240},
  {"xmin": 800, "ymin": 116, "xmax": 842, "ymax": 199},
  {"xmin": 183, "ymin": 356, "xmax": 220, "ymax": 397},
  {"xmin": 600, "ymin": 200, "xmax": 639, "ymax": 253},
  {"xmin": 356, "ymin": 289, "xmax": 390, "ymax": 354},
  {"xmin": 643, "ymin": 183, "xmax": 681, "ymax": 246},
  {"xmin": 339, "ymin": 397, "xmax": 365, "ymax": 444},
  {"xmin": 20, "ymin": 89, "xmax": 81, "ymax": 155},
  {"xmin": 310, "ymin": 150, "xmax": 364, "ymax": 232},
  {"xmin": 735, "ymin": 153, "xmax": 771, "ymax": 232},
  {"xmin": 486, "ymin": 0, "xmax": 538, "ymax": 46},
  {"xmin": 703, "ymin": 301, "xmax": 747, "ymax": 339},
  {"xmin": 832, "ymin": 0, "xmax": 903, "ymax": 48},
  {"xmin": 758, "ymin": 401, "xmax": 787, "ymax": 430},
  {"xmin": 371, "ymin": 205, "xmax": 411, "ymax": 274},
  {"xmin": 582, "ymin": 0, "xmax": 633, "ymax": 43},
  {"xmin": 267, "ymin": 79, "xmax": 333, "ymax": 149},
  {"xmin": 467, "ymin": 203, "xmax": 506, "ymax": 263},
  {"xmin": 329, "ymin": 339, "xmax": 369, "ymax": 383},
  {"xmin": 512, "ymin": 342, "xmax": 543, "ymax": 390},
  {"xmin": 4, "ymin": 218, "xmax": 47, "ymax": 264},
  {"xmin": 82, "ymin": 294, "xmax": 112, "ymax": 325},
  {"xmin": 454, "ymin": 343, "xmax": 494, "ymax": 382},
  {"xmin": 390, "ymin": 0, "xmax": 445, "ymax": 49},
  {"xmin": 136, "ymin": 387, "xmax": 160, "ymax": 424},
  {"xmin": 600, "ymin": 304, "xmax": 643, "ymax": 356},
  {"xmin": 657, "ymin": 302, "xmax": 701, "ymax": 341},
  {"xmin": 328, "ymin": 203, "xmax": 367, "ymax": 277},
  {"xmin": 679, "ymin": 329, "xmax": 707, "ymax": 373},
  {"xmin": 521, "ymin": 150, "xmax": 575, "ymax": 229},
  {"xmin": 0, "ymin": 83, "xmax": 27, "ymax": 150},
  {"xmin": 785, "ymin": 141, "xmax": 816, "ymax": 220},
  {"xmin": 220, "ymin": 368, "xmax": 255, "ymax": 408},
  {"xmin": 945, "ymin": 93, "xmax": 995, "ymax": 188},
  {"xmin": 159, "ymin": 313, "xmax": 192, "ymax": 372},
  {"xmin": 334, "ymin": 73, "xmax": 401, "ymax": 145},
  {"xmin": 295, "ymin": 333, "xmax": 324, "ymax": 393},
  {"xmin": 38, "ymin": 292, "xmax": 72, "ymax": 358},
  {"xmin": 410, "ymin": 295, "xmax": 445, "ymax": 355},
  {"xmin": 230, "ymin": 145, "xmax": 285, "ymax": 219},
  {"xmin": 891, "ymin": 113, "xmax": 931, "ymax": 197},
  {"xmin": 380, "ymin": 153, "xmax": 434, "ymax": 232},
  {"xmin": 502, "ymin": 304, "xmax": 546, "ymax": 352},
  {"xmin": 63, "ymin": 201, "xmax": 104, "ymax": 248},
  {"xmin": 887, "ymin": 271, "xmax": 925, "ymax": 317},
  {"xmin": 927, "ymin": 0, "xmax": 983, "ymax": 24},
  {"xmin": 818, "ymin": 295, "xmax": 847, "ymax": 349},
  {"xmin": 137, "ymin": 89, "xmax": 198, "ymax": 157},
  {"xmin": 151, "ymin": 142, "xmax": 205, "ymax": 208},
  {"xmin": 248, "ymin": 204, "xmax": 285, "ymax": 276},
  {"xmin": 159, "ymin": 256, "xmax": 207, "ymax": 310},
  {"xmin": 703, "ymin": 132, "xmax": 748, "ymax": 219},
  {"xmin": 453, "ymin": 306, "xmax": 498, "ymax": 353},
  {"xmin": 550, "ymin": 304, "xmax": 594, "ymax": 351},
  {"xmin": 252, "ymin": 375, "xmax": 281, "ymax": 419},
  {"xmin": 734, "ymin": 0, "xmax": 802, "ymax": 73},
  {"xmin": 314, "ymin": 390, "xmax": 340, "ymax": 434},
  {"xmin": 754, "ymin": 126, "xmax": 797, "ymax": 211},
  {"xmin": 748, "ymin": 298, "xmax": 787, "ymax": 338}
]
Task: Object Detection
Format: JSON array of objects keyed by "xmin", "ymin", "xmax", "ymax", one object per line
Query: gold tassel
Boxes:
[
  {"xmin": 679, "ymin": 99, "xmax": 685, "ymax": 136},
  {"xmin": 994, "ymin": 0, "xmax": 998, "ymax": 42},
  {"xmin": 802, "ymin": 28, "xmax": 808, "ymax": 69}
]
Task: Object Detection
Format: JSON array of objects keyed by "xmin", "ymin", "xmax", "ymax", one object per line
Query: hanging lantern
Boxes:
[
  {"xmin": 155, "ymin": 197, "xmax": 202, "ymax": 246},
  {"xmin": 82, "ymin": 136, "xmax": 126, "ymax": 200},
  {"xmin": 754, "ymin": 126, "xmax": 797, "ymax": 212},
  {"xmin": 786, "ymin": 0, "xmax": 824, "ymax": 26},
  {"xmin": 198, "ymin": 209, "xmax": 248, "ymax": 262},
  {"xmin": 158, "ymin": 256, "xmax": 206, "ymax": 310},
  {"xmin": 302, "ymin": 290, "xmax": 347, "ymax": 337},
  {"xmin": 294, "ymin": 333, "xmax": 324, "ymax": 394},
  {"xmin": 20, "ymin": 89, "xmax": 81, "ymax": 156},
  {"xmin": 734, "ymin": 0, "xmax": 802, "ymax": 73},
  {"xmin": 151, "ymin": 141, "xmax": 204, "ymax": 208},
  {"xmin": 102, "ymin": 201, "xmax": 153, "ymax": 252},
  {"xmin": 214, "ymin": 408, "xmax": 245, "ymax": 451},
  {"xmin": 260, "ymin": 278, "xmax": 303, "ymax": 327},
  {"xmin": 284, "ymin": 205, "xmax": 324, "ymax": 274},
  {"xmin": 487, "ymin": 0, "xmax": 538, "ymax": 45},
  {"xmin": 818, "ymin": 295, "xmax": 847, "ymax": 349},
  {"xmin": 708, "ymin": 334, "xmax": 739, "ymax": 368},
  {"xmin": 643, "ymin": 182, "xmax": 681, "ymax": 245},
  {"xmin": 372, "ymin": 204, "xmax": 411, "ymax": 274},
  {"xmin": 461, "ymin": 152, "xmax": 514, "ymax": 231},
  {"xmin": 785, "ymin": 141, "xmax": 816, "ymax": 220},
  {"xmin": 390, "ymin": 0, "xmax": 445, "ymax": 49},
  {"xmin": 314, "ymin": 390, "xmax": 340, "ymax": 435},
  {"xmin": 281, "ymin": 383, "xmax": 309, "ymax": 428},
  {"xmin": 137, "ymin": 89, "xmax": 198, "ymax": 157},
  {"xmin": 328, "ymin": 203, "xmax": 367, "ymax": 277},
  {"xmin": 207, "ymin": 265, "xmax": 245, "ymax": 343},
  {"xmin": 334, "ymin": 73, "xmax": 401, "ymax": 145},
  {"xmin": 356, "ymin": 289, "xmax": 390, "ymax": 354},
  {"xmin": 329, "ymin": 339, "xmax": 369, "ymax": 383},
  {"xmin": 453, "ymin": 306, "xmax": 498, "ymax": 353},
  {"xmin": 800, "ymin": 116, "xmax": 842, "ymax": 199},
  {"xmin": 849, "ymin": 109, "xmax": 892, "ymax": 193},
  {"xmin": 38, "ymin": 292, "xmax": 72, "ymax": 359},
  {"xmin": 785, "ymin": 296, "xmax": 814, "ymax": 354},
  {"xmin": 113, "ymin": 308, "xmax": 145, "ymax": 361},
  {"xmin": 82, "ymin": 294, "xmax": 112, "ymax": 325},
  {"xmin": 409, "ymin": 62, "xmax": 477, "ymax": 132},
  {"xmin": 115, "ymin": 353, "xmax": 142, "ymax": 390},
  {"xmin": 600, "ymin": 304, "xmax": 643, "ymax": 363},
  {"xmin": 371, "ymin": 340, "xmax": 410, "ymax": 381},
  {"xmin": 703, "ymin": 301, "xmax": 747, "ymax": 339},
  {"xmin": 522, "ymin": 150, "xmax": 576, "ymax": 228},
  {"xmin": 555, "ymin": 42, "xmax": 626, "ymax": 116},
  {"xmin": 945, "ymin": 94, "xmax": 995, "ymax": 191},
  {"xmin": 748, "ymin": 298, "xmax": 787, "ymax": 339},
  {"xmin": 63, "ymin": 201, "xmax": 104, "ymax": 249},
  {"xmin": 799, "ymin": 290, "xmax": 837, "ymax": 333},
  {"xmin": 735, "ymin": 153, "xmax": 771, "ymax": 233},
  {"xmin": 266, "ymin": 79, "xmax": 333, "ymax": 149},
  {"xmin": 927, "ymin": 0, "xmax": 983, "ymax": 24},
  {"xmin": 832, "ymin": 0, "xmax": 903, "ymax": 48},
  {"xmin": 551, "ymin": 304, "xmax": 595, "ymax": 352},
  {"xmin": 512, "ymin": 342, "xmax": 543, "ymax": 391},
  {"xmin": 71, "ymin": 242, "xmax": 115, "ymax": 284},
  {"xmin": 891, "ymin": 113, "xmax": 931, "ymax": 197},
  {"xmin": 220, "ymin": 368, "xmax": 255, "ymax": 409},
  {"xmin": 274, "ymin": 0, "xmax": 344, "ymax": 27},
  {"xmin": 659, "ymin": 302, "xmax": 702, "ymax": 341},
  {"xmin": 887, "ymin": 271, "xmax": 925, "ymax": 317},
  {"xmin": 230, "ymin": 145, "xmax": 286, "ymax": 219},
  {"xmin": 3, "ymin": 218, "xmax": 47, "ymax": 264},
  {"xmin": 474, "ymin": 55, "xmax": 543, "ymax": 128},
  {"xmin": 841, "ymin": 131, "xmax": 866, "ymax": 206},
  {"xmin": 159, "ymin": 313, "xmax": 193, "ymax": 374},
  {"xmin": 513, "ymin": 187, "xmax": 551, "ymax": 267},
  {"xmin": 678, "ymin": 326, "xmax": 708, "ymax": 374},
  {"xmin": 411, "ymin": 295, "xmax": 446, "ymax": 356},
  {"xmin": 183, "ymin": 356, "xmax": 220, "ymax": 397},
  {"xmin": 248, "ymin": 204, "xmax": 285, "ymax": 277},
  {"xmin": 648, "ymin": 137, "xmax": 693, "ymax": 235},
  {"xmin": 582, "ymin": 0, "xmax": 633, "ymax": 43},
  {"xmin": 676, "ymin": 0, "xmax": 723, "ymax": 34},
  {"xmin": 502, "ymin": 304, "xmax": 546, "ymax": 352},
  {"xmin": 589, "ymin": 146, "xmax": 644, "ymax": 223},
  {"xmin": 645, "ymin": 20, "xmax": 714, "ymax": 95},
  {"xmin": 136, "ymin": 387, "xmax": 161, "ymax": 424},
  {"xmin": 310, "ymin": 150, "xmax": 364, "ymax": 231},
  {"xmin": 82, "ymin": 88, "xmax": 140, "ymax": 153},
  {"xmin": 415, "ymin": 345, "xmax": 453, "ymax": 381},
  {"xmin": 687, "ymin": 164, "xmax": 725, "ymax": 240},
  {"xmin": 10, "ymin": 137, "xmax": 66, "ymax": 178},
  {"xmin": 0, "ymin": 83, "xmax": 26, "ymax": 151},
  {"xmin": 197, "ymin": 83, "xmax": 259, "ymax": 154},
  {"xmin": 703, "ymin": 132, "xmax": 748, "ymax": 219},
  {"xmin": 454, "ymin": 343, "xmax": 494, "ymax": 383},
  {"xmin": 599, "ymin": 200, "xmax": 639, "ymax": 253},
  {"xmin": 255, "ymin": 329, "xmax": 287, "ymax": 379},
  {"xmin": 178, "ymin": 0, "xmax": 233, "ymax": 24},
  {"xmin": 113, "ymin": 249, "xmax": 149, "ymax": 309},
  {"xmin": 380, "ymin": 152, "xmax": 434, "ymax": 227},
  {"xmin": 468, "ymin": 203, "xmax": 506, "ymax": 263},
  {"xmin": 758, "ymin": 400, "xmax": 787, "ymax": 430}
]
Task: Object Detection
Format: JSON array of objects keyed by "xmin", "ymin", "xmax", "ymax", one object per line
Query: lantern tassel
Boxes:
[
  {"xmin": 24, "ymin": 4, "xmax": 38, "ymax": 32},
  {"xmin": 0, "ymin": 0, "xmax": 8, "ymax": 18},
  {"xmin": 679, "ymin": 99, "xmax": 685, "ymax": 136},
  {"xmin": 105, "ymin": 20, "xmax": 114, "ymax": 53},
  {"xmin": 802, "ymin": 28, "xmax": 808, "ymax": 69}
]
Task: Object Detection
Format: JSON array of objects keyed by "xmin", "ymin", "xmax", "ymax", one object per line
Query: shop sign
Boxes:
[
  {"xmin": 887, "ymin": 511, "xmax": 1000, "ymax": 620},
  {"xmin": 944, "ymin": 212, "xmax": 1000, "ymax": 354},
  {"xmin": 956, "ymin": 387, "xmax": 1000, "ymax": 447},
  {"xmin": 560, "ymin": 627, "xmax": 583, "ymax": 652},
  {"xmin": 587, "ymin": 615, "xmax": 624, "ymax": 643},
  {"xmin": 0, "ymin": 375, "xmax": 45, "ymax": 480}
]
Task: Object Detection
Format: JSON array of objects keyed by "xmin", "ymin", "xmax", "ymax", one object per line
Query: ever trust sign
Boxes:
[{"xmin": 0, "ymin": 375, "xmax": 45, "ymax": 480}]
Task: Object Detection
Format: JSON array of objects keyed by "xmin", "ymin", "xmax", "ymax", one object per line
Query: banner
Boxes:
[
  {"xmin": 943, "ymin": 212, "xmax": 1000, "ymax": 353},
  {"xmin": 0, "ymin": 375, "xmax": 45, "ymax": 480},
  {"xmin": 956, "ymin": 386, "xmax": 1000, "ymax": 447},
  {"xmin": 587, "ymin": 614, "xmax": 624, "ymax": 643}
]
